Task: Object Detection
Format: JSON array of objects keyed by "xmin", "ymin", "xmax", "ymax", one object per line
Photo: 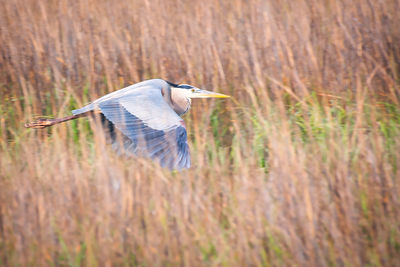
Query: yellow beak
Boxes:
[{"xmin": 191, "ymin": 90, "xmax": 231, "ymax": 99}]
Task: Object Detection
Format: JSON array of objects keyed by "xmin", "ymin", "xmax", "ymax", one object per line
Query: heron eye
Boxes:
[{"xmin": 191, "ymin": 89, "xmax": 195, "ymax": 93}]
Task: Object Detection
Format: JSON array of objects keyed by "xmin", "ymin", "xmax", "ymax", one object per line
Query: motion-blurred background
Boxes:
[{"xmin": 1, "ymin": 0, "xmax": 400, "ymax": 265}]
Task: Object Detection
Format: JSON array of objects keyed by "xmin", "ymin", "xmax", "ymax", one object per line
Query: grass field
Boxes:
[{"xmin": 1, "ymin": 0, "xmax": 400, "ymax": 266}]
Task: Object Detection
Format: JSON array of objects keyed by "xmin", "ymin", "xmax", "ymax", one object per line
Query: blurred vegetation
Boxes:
[{"xmin": 1, "ymin": 0, "xmax": 400, "ymax": 266}]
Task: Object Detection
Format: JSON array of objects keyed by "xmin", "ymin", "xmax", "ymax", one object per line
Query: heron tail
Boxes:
[{"xmin": 25, "ymin": 114, "xmax": 86, "ymax": 129}]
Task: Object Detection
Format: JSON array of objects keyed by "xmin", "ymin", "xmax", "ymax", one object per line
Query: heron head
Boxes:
[{"xmin": 168, "ymin": 82, "xmax": 230, "ymax": 99}]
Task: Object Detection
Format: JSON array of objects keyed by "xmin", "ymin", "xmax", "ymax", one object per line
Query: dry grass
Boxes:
[{"xmin": 1, "ymin": 0, "xmax": 400, "ymax": 266}]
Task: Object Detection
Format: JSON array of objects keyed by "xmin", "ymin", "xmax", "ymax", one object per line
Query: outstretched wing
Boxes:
[{"xmin": 98, "ymin": 86, "xmax": 190, "ymax": 170}]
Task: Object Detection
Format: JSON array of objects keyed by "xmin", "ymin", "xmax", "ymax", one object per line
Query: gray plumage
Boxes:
[{"xmin": 25, "ymin": 79, "xmax": 230, "ymax": 170}]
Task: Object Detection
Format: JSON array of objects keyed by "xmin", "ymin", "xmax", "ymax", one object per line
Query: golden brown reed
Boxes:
[{"xmin": 1, "ymin": 0, "xmax": 400, "ymax": 266}]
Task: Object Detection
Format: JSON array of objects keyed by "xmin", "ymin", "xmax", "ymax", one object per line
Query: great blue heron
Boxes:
[{"xmin": 25, "ymin": 79, "xmax": 230, "ymax": 170}]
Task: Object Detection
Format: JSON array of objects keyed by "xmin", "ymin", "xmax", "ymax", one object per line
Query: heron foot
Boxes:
[{"xmin": 24, "ymin": 118, "xmax": 54, "ymax": 129}]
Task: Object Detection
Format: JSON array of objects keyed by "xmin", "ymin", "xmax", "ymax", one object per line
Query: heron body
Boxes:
[{"xmin": 26, "ymin": 79, "xmax": 229, "ymax": 170}]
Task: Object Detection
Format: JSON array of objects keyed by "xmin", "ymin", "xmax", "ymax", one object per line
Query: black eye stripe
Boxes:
[{"xmin": 178, "ymin": 85, "xmax": 193, "ymax": 89}]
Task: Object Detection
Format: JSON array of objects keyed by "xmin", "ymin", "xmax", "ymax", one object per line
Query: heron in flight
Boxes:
[{"xmin": 25, "ymin": 79, "xmax": 230, "ymax": 170}]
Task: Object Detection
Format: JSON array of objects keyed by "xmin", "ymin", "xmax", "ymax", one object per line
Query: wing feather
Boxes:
[{"xmin": 98, "ymin": 87, "xmax": 190, "ymax": 170}]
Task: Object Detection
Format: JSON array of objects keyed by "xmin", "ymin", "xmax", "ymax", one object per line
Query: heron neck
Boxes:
[{"xmin": 170, "ymin": 90, "xmax": 191, "ymax": 116}]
